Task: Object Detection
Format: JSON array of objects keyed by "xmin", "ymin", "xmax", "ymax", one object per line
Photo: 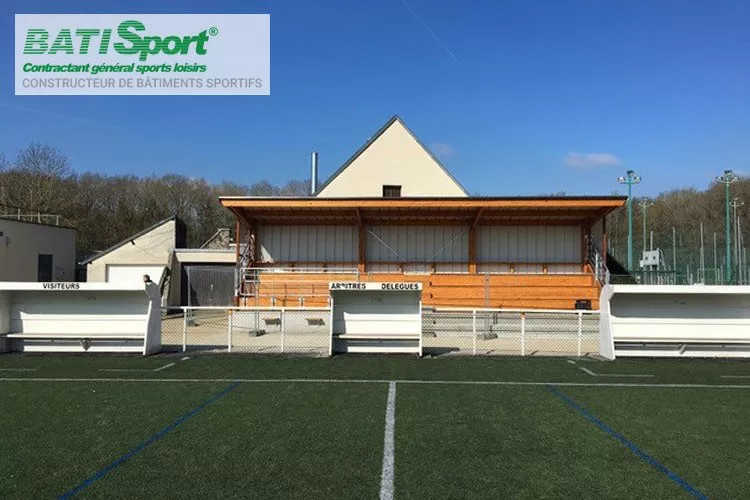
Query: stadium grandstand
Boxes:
[{"xmin": 221, "ymin": 116, "xmax": 626, "ymax": 311}]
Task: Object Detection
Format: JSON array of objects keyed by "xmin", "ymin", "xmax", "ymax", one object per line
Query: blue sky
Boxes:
[{"xmin": 1, "ymin": 0, "xmax": 748, "ymax": 197}]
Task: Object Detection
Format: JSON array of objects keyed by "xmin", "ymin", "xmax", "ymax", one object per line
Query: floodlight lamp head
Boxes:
[
  {"xmin": 718, "ymin": 170, "xmax": 738, "ymax": 183},
  {"xmin": 626, "ymin": 170, "xmax": 635, "ymax": 176},
  {"xmin": 617, "ymin": 176, "xmax": 626, "ymax": 183}
]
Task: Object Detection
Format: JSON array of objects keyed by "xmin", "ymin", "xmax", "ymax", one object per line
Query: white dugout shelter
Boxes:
[
  {"xmin": 0, "ymin": 282, "xmax": 161, "ymax": 354},
  {"xmin": 599, "ymin": 285, "xmax": 750, "ymax": 359},
  {"xmin": 329, "ymin": 282, "xmax": 422, "ymax": 355}
]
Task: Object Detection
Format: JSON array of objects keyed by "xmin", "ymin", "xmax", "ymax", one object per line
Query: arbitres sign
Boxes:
[{"xmin": 15, "ymin": 14, "xmax": 270, "ymax": 96}]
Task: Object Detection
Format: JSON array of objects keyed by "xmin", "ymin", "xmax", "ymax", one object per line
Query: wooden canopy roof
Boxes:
[{"xmin": 220, "ymin": 197, "xmax": 626, "ymax": 227}]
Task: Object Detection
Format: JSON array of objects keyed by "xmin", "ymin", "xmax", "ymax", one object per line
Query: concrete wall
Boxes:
[
  {"xmin": 316, "ymin": 120, "xmax": 467, "ymax": 198},
  {"xmin": 87, "ymin": 219, "xmax": 177, "ymax": 282},
  {"xmin": 0, "ymin": 219, "xmax": 76, "ymax": 282}
]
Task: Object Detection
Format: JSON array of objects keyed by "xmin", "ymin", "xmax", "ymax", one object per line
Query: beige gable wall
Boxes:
[
  {"xmin": 316, "ymin": 120, "xmax": 467, "ymax": 198},
  {"xmin": 87, "ymin": 220, "xmax": 176, "ymax": 282},
  {"xmin": 0, "ymin": 219, "xmax": 76, "ymax": 282},
  {"xmin": 175, "ymin": 250, "xmax": 235, "ymax": 264}
]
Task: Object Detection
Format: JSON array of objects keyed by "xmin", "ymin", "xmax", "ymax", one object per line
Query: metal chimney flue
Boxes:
[{"xmin": 310, "ymin": 151, "xmax": 318, "ymax": 195}]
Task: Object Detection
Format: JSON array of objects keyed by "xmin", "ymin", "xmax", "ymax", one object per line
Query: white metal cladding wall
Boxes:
[
  {"xmin": 258, "ymin": 226, "xmax": 357, "ymax": 263},
  {"xmin": 477, "ymin": 226, "xmax": 581, "ymax": 263},
  {"xmin": 366, "ymin": 226, "xmax": 468, "ymax": 262}
]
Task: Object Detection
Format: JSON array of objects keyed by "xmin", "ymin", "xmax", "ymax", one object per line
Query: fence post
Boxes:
[
  {"xmin": 472, "ymin": 309, "xmax": 477, "ymax": 356},
  {"xmin": 577, "ymin": 311, "xmax": 583, "ymax": 357},
  {"xmin": 520, "ymin": 312, "xmax": 526, "ymax": 356},
  {"xmin": 228, "ymin": 309, "xmax": 233, "ymax": 353},
  {"xmin": 182, "ymin": 309, "xmax": 187, "ymax": 352},
  {"xmin": 280, "ymin": 308, "xmax": 285, "ymax": 354}
]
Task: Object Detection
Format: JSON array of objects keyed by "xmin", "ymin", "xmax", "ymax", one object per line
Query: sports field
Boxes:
[{"xmin": 1, "ymin": 355, "xmax": 749, "ymax": 499}]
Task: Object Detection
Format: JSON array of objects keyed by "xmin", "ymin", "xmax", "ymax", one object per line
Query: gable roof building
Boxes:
[
  {"xmin": 82, "ymin": 215, "xmax": 186, "ymax": 284},
  {"xmin": 315, "ymin": 115, "xmax": 468, "ymax": 198}
]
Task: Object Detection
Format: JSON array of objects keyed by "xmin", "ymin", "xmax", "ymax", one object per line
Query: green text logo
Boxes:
[{"xmin": 23, "ymin": 20, "xmax": 215, "ymax": 61}]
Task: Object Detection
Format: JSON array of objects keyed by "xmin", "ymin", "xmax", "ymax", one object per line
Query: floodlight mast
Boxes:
[
  {"xmin": 716, "ymin": 170, "xmax": 738, "ymax": 284},
  {"xmin": 639, "ymin": 198, "xmax": 654, "ymax": 256},
  {"xmin": 617, "ymin": 170, "xmax": 641, "ymax": 271},
  {"xmin": 731, "ymin": 197, "xmax": 744, "ymax": 284}
]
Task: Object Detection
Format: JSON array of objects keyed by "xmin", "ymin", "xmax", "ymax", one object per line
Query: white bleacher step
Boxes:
[
  {"xmin": 5, "ymin": 334, "xmax": 144, "ymax": 340},
  {"xmin": 334, "ymin": 333, "xmax": 420, "ymax": 340}
]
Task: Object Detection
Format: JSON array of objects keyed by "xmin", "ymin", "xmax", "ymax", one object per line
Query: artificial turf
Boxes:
[
  {"xmin": 395, "ymin": 385, "xmax": 692, "ymax": 499},
  {"xmin": 1, "ymin": 354, "xmax": 749, "ymax": 499},
  {"xmin": 2, "ymin": 353, "xmax": 750, "ymax": 384}
]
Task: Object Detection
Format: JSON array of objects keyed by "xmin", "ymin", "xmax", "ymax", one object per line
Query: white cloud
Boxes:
[
  {"xmin": 431, "ymin": 142, "xmax": 455, "ymax": 158},
  {"xmin": 564, "ymin": 152, "xmax": 621, "ymax": 169}
]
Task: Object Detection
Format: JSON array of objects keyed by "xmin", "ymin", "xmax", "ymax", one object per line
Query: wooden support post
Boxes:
[
  {"xmin": 235, "ymin": 217, "xmax": 241, "ymax": 263},
  {"xmin": 602, "ymin": 217, "xmax": 608, "ymax": 265},
  {"xmin": 358, "ymin": 223, "xmax": 366, "ymax": 274},
  {"xmin": 469, "ymin": 226, "xmax": 477, "ymax": 274},
  {"xmin": 581, "ymin": 225, "xmax": 588, "ymax": 273},
  {"xmin": 469, "ymin": 208, "xmax": 482, "ymax": 274},
  {"xmin": 234, "ymin": 216, "xmax": 241, "ymax": 306}
]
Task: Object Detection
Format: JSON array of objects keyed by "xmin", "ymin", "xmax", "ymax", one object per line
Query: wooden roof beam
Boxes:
[
  {"xmin": 471, "ymin": 208, "xmax": 484, "ymax": 228},
  {"xmin": 356, "ymin": 208, "xmax": 363, "ymax": 228},
  {"xmin": 220, "ymin": 197, "xmax": 627, "ymax": 210}
]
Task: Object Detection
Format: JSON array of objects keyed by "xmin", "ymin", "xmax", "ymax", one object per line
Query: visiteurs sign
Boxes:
[{"xmin": 14, "ymin": 14, "xmax": 270, "ymax": 95}]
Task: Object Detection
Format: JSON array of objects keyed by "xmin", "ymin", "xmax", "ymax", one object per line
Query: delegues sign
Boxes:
[{"xmin": 14, "ymin": 14, "xmax": 270, "ymax": 96}]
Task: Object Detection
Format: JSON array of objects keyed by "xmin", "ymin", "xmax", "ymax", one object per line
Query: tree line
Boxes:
[
  {"xmin": 1, "ymin": 143, "xmax": 748, "ymax": 276},
  {"xmin": 606, "ymin": 177, "xmax": 750, "ymax": 279},
  {"xmin": 0, "ymin": 143, "xmax": 309, "ymax": 259}
]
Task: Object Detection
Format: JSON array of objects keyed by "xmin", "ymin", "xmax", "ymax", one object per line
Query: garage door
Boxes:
[
  {"xmin": 184, "ymin": 265, "xmax": 235, "ymax": 307},
  {"xmin": 106, "ymin": 265, "xmax": 166, "ymax": 285}
]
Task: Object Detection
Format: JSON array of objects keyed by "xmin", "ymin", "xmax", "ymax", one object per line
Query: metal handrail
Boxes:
[
  {"xmin": 240, "ymin": 266, "xmax": 360, "ymax": 299},
  {"xmin": 585, "ymin": 235, "xmax": 608, "ymax": 285},
  {"xmin": 427, "ymin": 307, "xmax": 600, "ymax": 315}
]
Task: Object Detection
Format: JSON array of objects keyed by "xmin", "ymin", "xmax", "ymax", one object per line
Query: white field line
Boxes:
[
  {"xmin": 0, "ymin": 368, "xmax": 36, "ymax": 372},
  {"xmin": 569, "ymin": 360, "xmax": 653, "ymax": 378},
  {"xmin": 152, "ymin": 362, "xmax": 177, "ymax": 372},
  {"xmin": 720, "ymin": 375, "xmax": 750, "ymax": 379},
  {"xmin": 99, "ymin": 362, "xmax": 176, "ymax": 373},
  {"xmin": 380, "ymin": 381, "xmax": 397, "ymax": 500},
  {"xmin": 0, "ymin": 377, "xmax": 749, "ymax": 389}
]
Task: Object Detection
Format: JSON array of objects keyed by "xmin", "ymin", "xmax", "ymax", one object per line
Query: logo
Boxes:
[
  {"xmin": 23, "ymin": 21, "xmax": 215, "ymax": 61},
  {"xmin": 15, "ymin": 14, "xmax": 270, "ymax": 96}
]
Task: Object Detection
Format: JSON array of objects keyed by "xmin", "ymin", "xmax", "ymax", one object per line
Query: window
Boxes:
[
  {"xmin": 382, "ymin": 185, "xmax": 402, "ymax": 198},
  {"xmin": 38, "ymin": 254, "xmax": 53, "ymax": 282}
]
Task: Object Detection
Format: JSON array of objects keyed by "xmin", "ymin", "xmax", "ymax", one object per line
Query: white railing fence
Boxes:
[
  {"xmin": 161, "ymin": 307, "xmax": 331, "ymax": 355},
  {"xmin": 422, "ymin": 308, "xmax": 600, "ymax": 357},
  {"xmin": 161, "ymin": 307, "xmax": 600, "ymax": 357}
]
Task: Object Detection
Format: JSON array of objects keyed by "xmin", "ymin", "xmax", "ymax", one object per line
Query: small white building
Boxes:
[
  {"xmin": 0, "ymin": 218, "xmax": 76, "ymax": 282},
  {"xmin": 83, "ymin": 216, "xmax": 187, "ymax": 286},
  {"xmin": 83, "ymin": 217, "xmax": 238, "ymax": 307}
]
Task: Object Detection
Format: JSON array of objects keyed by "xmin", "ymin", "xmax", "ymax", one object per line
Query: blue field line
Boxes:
[
  {"xmin": 58, "ymin": 382, "xmax": 241, "ymax": 499},
  {"xmin": 546, "ymin": 385, "xmax": 708, "ymax": 500}
]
